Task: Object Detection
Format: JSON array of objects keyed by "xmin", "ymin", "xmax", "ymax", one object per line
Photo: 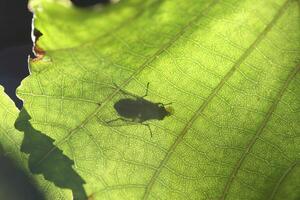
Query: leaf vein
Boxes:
[
  {"xmin": 34, "ymin": 0, "xmax": 221, "ymax": 167},
  {"xmin": 220, "ymin": 61, "xmax": 299, "ymax": 199},
  {"xmin": 268, "ymin": 160, "xmax": 299, "ymax": 200},
  {"xmin": 143, "ymin": 0, "xmax": 293, "ymax": 199}
]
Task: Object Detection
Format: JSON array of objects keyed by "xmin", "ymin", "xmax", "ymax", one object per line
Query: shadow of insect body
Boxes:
[{"xmin": 107, "ymin": 83, "xmax": 173, "ymax": 137}]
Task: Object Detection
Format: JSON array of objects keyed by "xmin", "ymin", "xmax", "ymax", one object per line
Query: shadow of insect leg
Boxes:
[
  {"xmin": 106, "ymin": 117, "xmax": 132, "ymax": 124},
  {"xmin": 113, "ymin": 82, "xmax": 150, "ymax": 99},
  {"xmin": 105, "ymin": 118, "xmax": 153, "ymax": 137},
  {"xmin": 112, "ymin": 83, "xmax": 139, "ymax": 98},
  {"xmin": 141, "ymin": 82, "xmax": 150, "ymax": 98},
  {"xmin": 157, "ymin": 102, "xmax": 172, "ymax": 106},
  {"xmin": 142, "ymin": 123, "xmax": 153, "ymax": 137}
]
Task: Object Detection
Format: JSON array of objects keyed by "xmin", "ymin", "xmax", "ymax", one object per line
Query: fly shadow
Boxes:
[{"xmin": 15, "ymin": 109, "xmax": 87, "ymax": 200}]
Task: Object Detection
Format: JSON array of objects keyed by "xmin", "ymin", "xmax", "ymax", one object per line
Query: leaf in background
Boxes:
[
  {"xmin": 0, "ymin": 86, "xmax": 72, "ymax": 199},
  {"xmin": 18, "ymin": 0, "xmax": 299, "ymax": 199}
]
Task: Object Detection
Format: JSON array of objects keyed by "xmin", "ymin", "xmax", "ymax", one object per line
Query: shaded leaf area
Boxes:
[
  {"xmin": 0, "ymin": 149, "xmax": 45, "ymax": 200},
  {"xmin": 0, "ymin": 86, "xmax": 72, "ymax": 199},
  {"xmin": 19, "ymin": 0, "xmax": 300, "ymax": 199},
  {"xmin": 15, "ymin": 109, "xmax": 87, "ymax": 200}
]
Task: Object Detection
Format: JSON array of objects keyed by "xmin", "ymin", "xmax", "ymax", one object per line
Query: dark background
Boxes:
[
  {"xmin": 0, "ymin": 0, "xmax": 109, "ymax": 199},
  {"xmin": 0, "ymin": 0, "xmax": 110, "ymax": 109},
  {"xmin": 0, "ymin": 0, "xmax": 33, "ymax": 109}
]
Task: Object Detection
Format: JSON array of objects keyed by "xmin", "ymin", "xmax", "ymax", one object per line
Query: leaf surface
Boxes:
[
  {"xmin": 0, "ymin": 86, "xmax": 72, "ymax": 199},
  {"xmin": 18, "ymin": 0, "xmax": 300, "ymax": 199}
]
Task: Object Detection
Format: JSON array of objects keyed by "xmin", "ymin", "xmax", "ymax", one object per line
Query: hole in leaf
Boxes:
[{"xmin": 71, "ymin": 0, "xmax": 111, "ymax": 7}]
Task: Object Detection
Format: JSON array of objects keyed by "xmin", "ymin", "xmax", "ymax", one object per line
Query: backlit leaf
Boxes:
[{"xmin": 17, "ymin": 0, "xmax": 300, "ymax": 199}]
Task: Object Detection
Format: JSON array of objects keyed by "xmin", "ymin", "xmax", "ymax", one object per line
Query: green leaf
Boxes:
[
  {"xmin": 18, "ymin": 0, "xmax": 300, "ymax": 199},
  {"xmin": 0, "ymin": 86, "xmax": 72, "ymax": 199}
]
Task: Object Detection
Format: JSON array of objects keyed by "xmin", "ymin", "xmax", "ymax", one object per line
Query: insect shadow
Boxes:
[{"xmin": 106, "ymin": 82, "xmax": 173, "ymax": 137}]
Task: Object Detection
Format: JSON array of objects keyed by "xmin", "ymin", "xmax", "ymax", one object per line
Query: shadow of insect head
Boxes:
[{"xmin": 106, "ymin": 82, "xmax": 173, "ymax": 137}]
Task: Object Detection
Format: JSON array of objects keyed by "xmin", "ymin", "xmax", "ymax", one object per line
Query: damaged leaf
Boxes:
[
  {"xmin": 0, "ymin": 86, "xmax": 72, "ymax": 199},
  {"xmin": 16, "ymin": 0, "xmax": 300, "ymax": 199}
]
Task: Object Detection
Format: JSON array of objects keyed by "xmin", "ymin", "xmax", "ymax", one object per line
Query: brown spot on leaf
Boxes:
[
  {"xmin": 87, "ymin": 193, "xmax": 95, "ymax": 200},
  {"xmin": 32, "ymin": 28, "xmax": 45, "ymax": 61},
  {"xmin": 31, "ymin": 45, "xmax": 45, "ymax": 62}
]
